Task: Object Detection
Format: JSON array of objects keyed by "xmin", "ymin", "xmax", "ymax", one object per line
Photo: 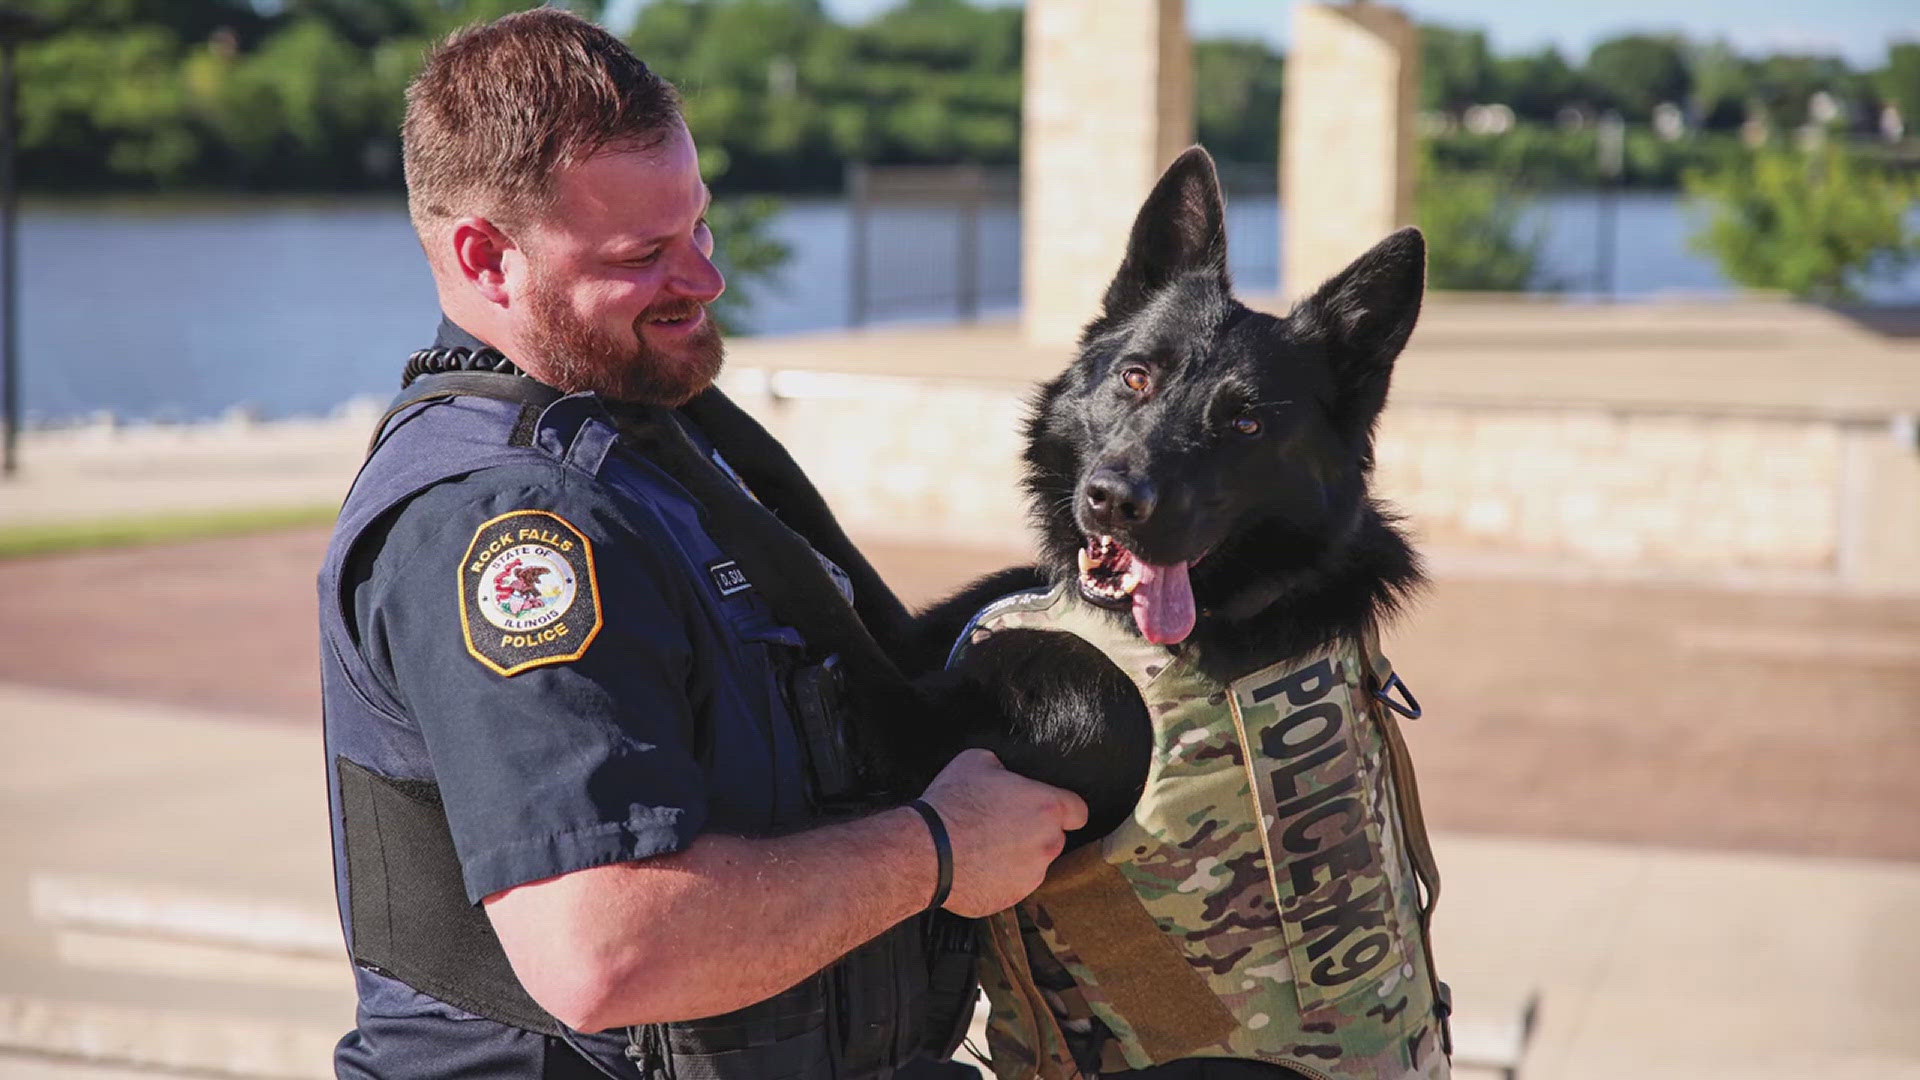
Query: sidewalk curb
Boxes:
[{"xmin": 0, "ymin": 996, "xmax": 336, "ymax": 1080}]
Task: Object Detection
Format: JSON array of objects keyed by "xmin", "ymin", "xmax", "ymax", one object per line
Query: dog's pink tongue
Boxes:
[{"xmin": 1131, "ymin": 560, "xmax": 1195, "ymax": 645}]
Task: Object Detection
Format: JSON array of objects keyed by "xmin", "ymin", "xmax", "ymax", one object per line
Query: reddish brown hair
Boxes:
[{"xmin": 402, "ymin": 7, "xmax": 682, "ymax": 236}]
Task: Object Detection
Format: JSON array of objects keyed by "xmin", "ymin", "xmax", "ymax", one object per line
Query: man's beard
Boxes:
[{"xmin": 520, "ymin": 277, "xmax": 724, "ymax": 407}]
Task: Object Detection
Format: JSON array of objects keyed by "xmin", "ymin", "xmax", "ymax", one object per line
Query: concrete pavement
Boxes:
[
  {"xmin": 0, "ymin": 406, "xmax": 376, "ymax": 532},
  {"xmin": 724, "ymin": 295, "xmax": 1920, "ymax": 422},
  {"xmin": 4, "ymin": 680, "xmax": 1919, "ymax": 1079},
  {"xmin": 0, "ymin": 685, "xmax": 349, "ymax": 1078},
  {"xmin": 9, "ymin": 528, "xmax": 1919, "ymax": 863}
]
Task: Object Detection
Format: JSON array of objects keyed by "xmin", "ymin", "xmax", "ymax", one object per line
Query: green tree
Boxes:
[
  {"xmin": 284, "ymin": 0, "xmax": 600, "ymax": 44},
  {"xmin": 1584, "ymin": 34, "xmax": 1690, "ymax": 120},
  {"xmin": 22, "ymin": 27, "xmax": 201, "ymax": 186},
  {"xmin": 1688, "ymin": 41, "xmax": 1754, "ymax": 130},
  {"xmin": 1491, "ymin": 46, "xmax": 1583, "ymax": 122},
  {"xmin": 707, "ymin": 195, "xmax": 791, "ymax": 333},
  {"xmin": 1195, "ymin": 37, "xmax": 1284, "ymax": 165},
  {"xmin": 16, "ymin": 0, "xmax": 1902, "ymax": 218},
  {"xmin": 630, "ymin": 0, "xmax": 1025, "ymax": 189},
  {"xmin": 1421, "ymin": 23, "xmax": 1494, "ymax": 114},
  {"xmin": 1685, "ymin": 146, "xmax": 1920, "ymax": 300},
  {"xmin": 197, "ymin": 19, "xmax": 386, "ymax": 186},
  {"xmin": 1416, "ymin": 153, "xmax": 1543, "ymax": 291},
  {"xmin": 1746, "ymin": 53, "xmax": 1857, "ymax": 129},
  {"xmin": 853, "ymin": 0, "xmax": 1017, "ymax": 74},
  {"xmin": 848, "ymin": 0, "xmax": 1022, "ymax": 165},
  {"xmin": 1875, "ymin": 42, "xmax": 1920, "ymax": 131},
  {"xmin": 16, "ymin": 0, "xmax": 576, "ymax": 191},
  {"xmin": 12, "ymin": 0, "xmax": 268, "ymax": 41},
  {"xmin": 632, "ymin": 0, "xmax": 853, "ymax": 188}
]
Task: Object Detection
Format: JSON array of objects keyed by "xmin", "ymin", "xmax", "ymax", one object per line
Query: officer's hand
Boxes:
[{"xmin": 917, "ymin": 748, "xmax": 1088, "ymax": 918}]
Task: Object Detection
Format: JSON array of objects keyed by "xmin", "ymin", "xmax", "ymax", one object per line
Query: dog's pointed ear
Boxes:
[
  {"xmin": 1101, "ymin": 146, "xmax": 1229, "ymax": 317},
  {"xmin": 1292, "ymin": 227, "xmax": 1426, "ymax": 431}
]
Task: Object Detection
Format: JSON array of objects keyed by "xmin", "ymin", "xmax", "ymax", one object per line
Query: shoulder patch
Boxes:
[{"xmin": 459, "ymin": 510, "xmax": 603, "ymax": 676}]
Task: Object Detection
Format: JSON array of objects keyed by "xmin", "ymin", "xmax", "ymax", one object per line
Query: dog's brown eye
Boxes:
[
  {"xmin": 1232, "ymin": 415, "xmax": 1262, "ymax": 437},
  {"xmin": 1121, "ymin": 367, "xmax": 1152, "ymax": 393}
]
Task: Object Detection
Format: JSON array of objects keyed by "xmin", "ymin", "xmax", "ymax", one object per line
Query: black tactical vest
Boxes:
[{"xmin": 320, "ymin": 370, "xmax": 976, "ymax": 1079}]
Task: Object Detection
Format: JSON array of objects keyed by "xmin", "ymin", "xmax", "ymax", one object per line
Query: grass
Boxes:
[{"xmin": 0, "ymin": 504, "xmax": 339, "ymax": 560}]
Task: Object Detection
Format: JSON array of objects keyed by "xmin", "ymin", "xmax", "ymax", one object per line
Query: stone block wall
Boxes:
[
  {"xmin": 719, "ymin": 370, "xmax": 1916, "ymax": 591},
  {"xmin": 723, "ymin": 371, "xmax": 1033, "ymax": 551},
  {"xmin": 1374, "ymin": 409, "xmax": 1847, "ymax": 571}
]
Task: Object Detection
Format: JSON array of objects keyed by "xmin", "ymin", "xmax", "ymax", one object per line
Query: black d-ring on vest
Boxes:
[{"xmin": 1375, "ymin": 671, "xmax": 1423, "ymax": 720}]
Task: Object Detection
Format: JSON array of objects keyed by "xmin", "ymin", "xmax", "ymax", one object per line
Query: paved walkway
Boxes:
[
  {"xmin": 0, "ymin": 408, "xmax": 374, "ymax": 531},
  {"xmin": 8, "ymin": 529, "xmax": 1917, "ymax": 861},
  {"xmin": 0, "ymin": 685, "xmax": 348, "ymax": 1079},
  {"xmin": 3, "ymin": 529, "xmax": 1919, "ymax": 1076},
  {"xmin": 724, "ymin": 296, "xmax": 1920, "ymax": 421},
  {"xmin": 3, "ymin": 526, "xmax": 1919, "ymax": 1076}
]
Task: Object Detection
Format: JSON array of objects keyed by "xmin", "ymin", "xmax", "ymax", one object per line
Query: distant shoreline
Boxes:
[{"xmin": 11, "ymin": 399, "xmax": 384, "ymax": 434}]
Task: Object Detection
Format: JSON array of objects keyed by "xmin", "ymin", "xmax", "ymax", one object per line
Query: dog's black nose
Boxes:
[{"xmin": 1085, "ymin": 470, "xmax": 1157, "ymax": 529}]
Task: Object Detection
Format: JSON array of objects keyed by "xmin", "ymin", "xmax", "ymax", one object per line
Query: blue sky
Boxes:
[{"xmin": 787, "ymin": 0, "xmax": 1919, "ymax": 67}]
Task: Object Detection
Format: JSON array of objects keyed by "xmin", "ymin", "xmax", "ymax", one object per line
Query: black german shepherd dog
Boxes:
[{"xmin": 882, "ymin": 146, "xmax": 1427, "ymax": 847}]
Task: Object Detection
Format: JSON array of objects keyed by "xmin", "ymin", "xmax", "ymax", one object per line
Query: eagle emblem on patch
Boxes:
[{"xmin": 459, "ymin": 510, "xmax": 602, "ymax": 676}]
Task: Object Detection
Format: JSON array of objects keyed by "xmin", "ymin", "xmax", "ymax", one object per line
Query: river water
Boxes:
[{"xmin": 20, "ymin": 192, "xmax": 1920, "ymax": 424}]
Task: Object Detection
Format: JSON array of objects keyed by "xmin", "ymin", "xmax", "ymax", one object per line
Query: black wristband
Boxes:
[{"xmin": 906, "ymin": 798, "xmax": 953, "ymax": 912}]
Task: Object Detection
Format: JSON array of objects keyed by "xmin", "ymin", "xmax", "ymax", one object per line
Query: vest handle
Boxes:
[
  {"xmin": 363, "ymin": 372, "xmax": 564, "ymax": 458},
  {"xmin": 1359, "ymin": 627, "xmax": 1453, "ymax": 1055}
]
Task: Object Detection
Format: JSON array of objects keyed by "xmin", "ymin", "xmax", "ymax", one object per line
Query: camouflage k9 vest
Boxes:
[{"xmin": 950, "ymin": 587, "xmax": 1450, "ymax": 1080}]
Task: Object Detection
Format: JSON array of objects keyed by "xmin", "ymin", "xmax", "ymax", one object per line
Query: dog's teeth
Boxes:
[
  {"xmin": 1119, "ymin": 569, "xmax": 1139, "ymax": 596},
  {"xmin": 1078, "ymin": 548, "xmax": 1096, "ymax": 575}
]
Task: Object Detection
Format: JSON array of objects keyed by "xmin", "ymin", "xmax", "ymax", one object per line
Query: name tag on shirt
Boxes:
[{"xmin": 709, "ymin": 560, "xmax": 752, "ymax": 597}]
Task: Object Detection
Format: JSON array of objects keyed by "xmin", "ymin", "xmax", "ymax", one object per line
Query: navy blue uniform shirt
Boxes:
[{"xmin": 321, "ymin": 321, "xmax": 820, "ymax": 1077}]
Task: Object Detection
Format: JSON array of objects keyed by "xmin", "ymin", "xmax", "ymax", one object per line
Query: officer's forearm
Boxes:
[{"xmin": 484, "ymin": 806, "xmax": 939, "ymax": 1033}]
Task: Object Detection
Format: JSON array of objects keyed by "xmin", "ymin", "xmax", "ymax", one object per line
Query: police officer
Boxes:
[{"xmin": 318, "ymin": 11, "xmax": 1085, "ymax": 1078}]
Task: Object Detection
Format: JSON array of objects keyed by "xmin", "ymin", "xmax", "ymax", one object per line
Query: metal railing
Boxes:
[{"xmin": 846, "ymin": 163, "xmax": 1019, "ymax": 326}]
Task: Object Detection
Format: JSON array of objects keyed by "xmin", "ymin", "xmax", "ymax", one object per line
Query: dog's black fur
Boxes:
[{"xmin": 869, "ymin": 147, "xmax": 1427, "ymax": 847}]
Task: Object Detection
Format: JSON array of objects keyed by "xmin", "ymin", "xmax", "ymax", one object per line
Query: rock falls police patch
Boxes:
[{"xmin": 459, "ymin": 510, "xmax": 602, "ymax": 676}]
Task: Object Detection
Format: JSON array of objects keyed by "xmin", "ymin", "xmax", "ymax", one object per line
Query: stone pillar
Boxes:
[
  {"xmin": 1022, "ymin": 0, "xmax": 1192, "ymax": 347},
  {"xmin": 1282, "ymin": 2, "xmax": 1419, "ymax": 301}
]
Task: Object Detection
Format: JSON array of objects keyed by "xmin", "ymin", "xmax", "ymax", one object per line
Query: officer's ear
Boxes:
[{"xmin": 451, "ymin": 217, "xmax": 517, "ymax": 307}]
